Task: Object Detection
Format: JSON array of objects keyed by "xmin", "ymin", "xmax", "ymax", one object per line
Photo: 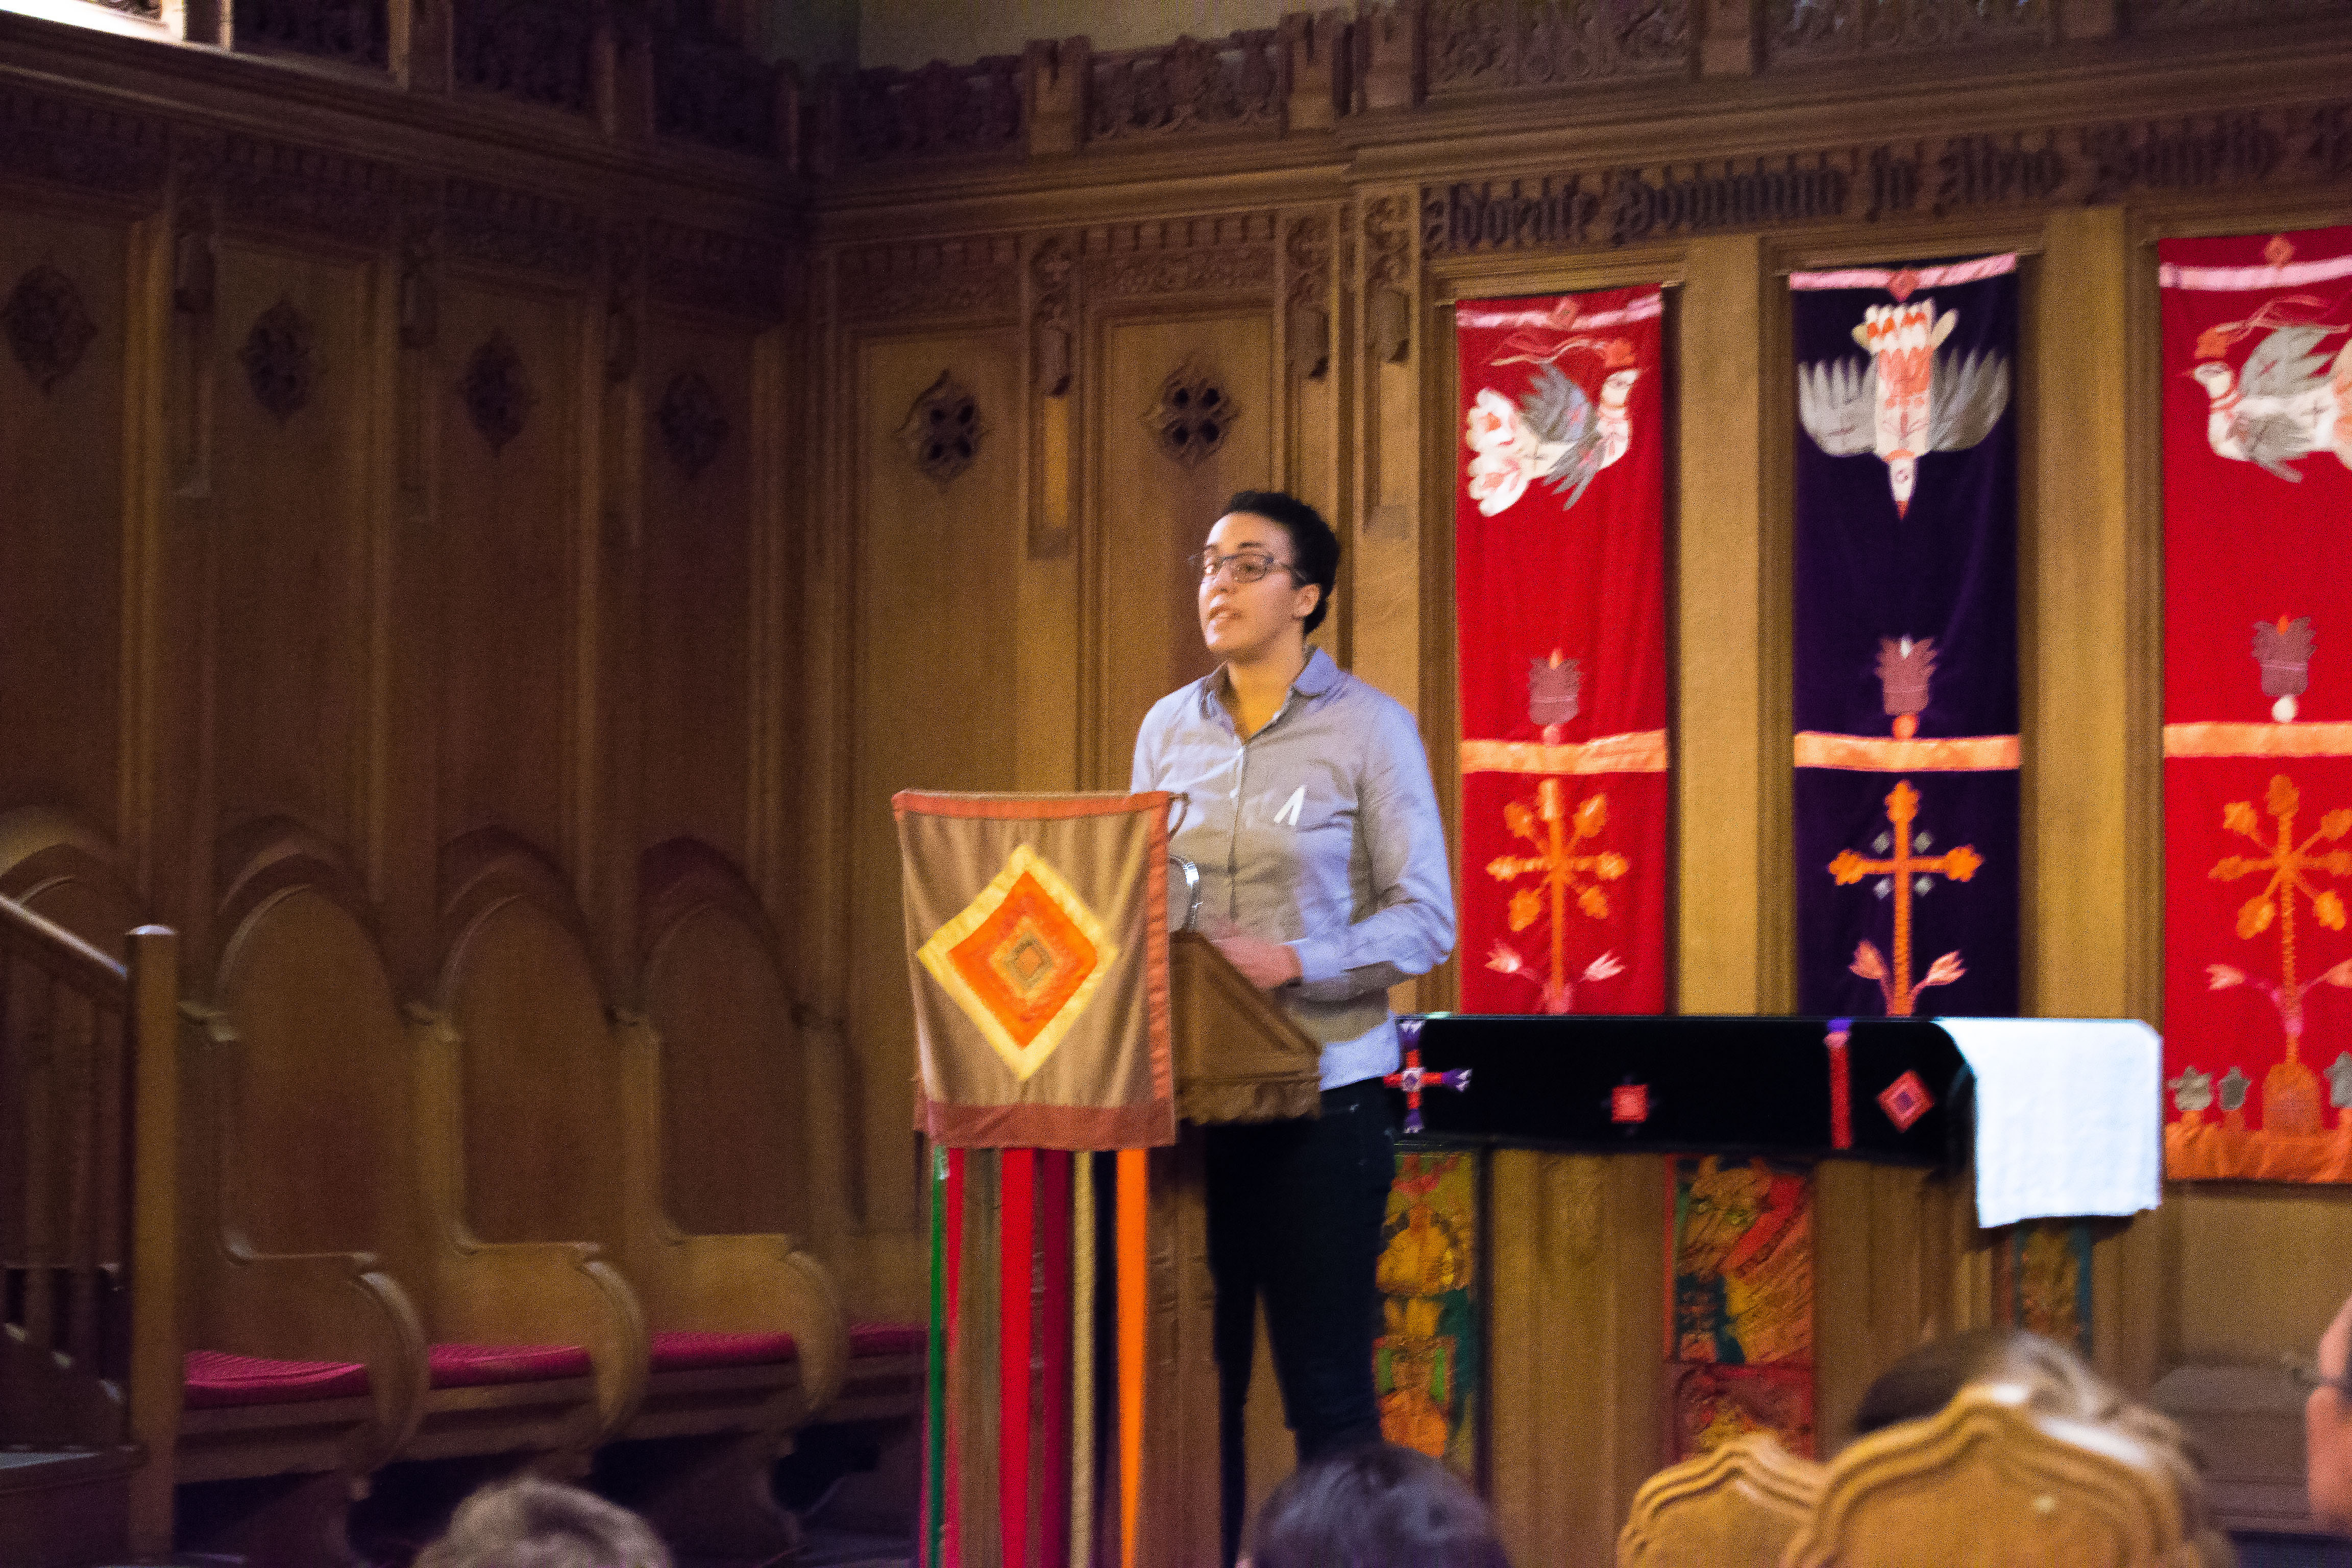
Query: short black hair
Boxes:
[
  {"xmin": 1223, "ymin": 489, "xmax": 1338, "ymax": 638},
  {"xmin": 1248, "ymin": 1442, "xmax": 1511, "ymax": 1568}
]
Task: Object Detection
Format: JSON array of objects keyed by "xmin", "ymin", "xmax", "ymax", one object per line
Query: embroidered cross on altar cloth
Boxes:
[
  {"xmin": 1385, "ymin": 1018, "xmax": 1471, "ymax": 1133},
  {"xmin": 895, "ymin": 791, "xmax": 1177, "ymax": 1149}
]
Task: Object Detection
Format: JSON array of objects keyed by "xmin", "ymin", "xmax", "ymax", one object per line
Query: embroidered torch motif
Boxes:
[
  {"xmin": 1798, "ymin": 295, "xmax": 2011, "ymax": 517},
  {"xmin": 2253, "ymin": 616, "xmax": 2316, "ymax": 723},
  {"xmin": 2204, "ymin": 774, "xmax": 2352, "ymax": 1133},
  {"xmin": 1876, "ymin": 637, "xmax": 1937, "ymax": 740}
]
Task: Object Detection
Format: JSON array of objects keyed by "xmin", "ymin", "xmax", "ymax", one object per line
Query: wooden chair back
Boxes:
[
  {"xmin": 436, "ymin": 836, "xmax": 622, "ymax": 1249},
  {"xmin": 1783, "ymin": 1381, "xmax": 2199, "ymax": 1568},
  {"xmin": 637, "ymin": 840, "xmax": 807, "ymax": 1242},
  {"xmin": 1616, "ymin": 1431, "xmax": 1823, "ymax": 1568}
]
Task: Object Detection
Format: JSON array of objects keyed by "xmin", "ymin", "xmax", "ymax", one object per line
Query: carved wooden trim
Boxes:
[
  {"xmin": 0, "ymin": 86, "xmax": 171, "ymax": 199},
  {"xmin": 396, "ymin": 178, "xmax": 439, "ymax": 350},
  {"xmin": 1284, "ymin": 212, "xmax": 1333, "ymax": 380},
  {"xmin": 1421, "ymin": 100, "xmax": 2352, "ymax": 257},
  {"xmin": 453, "ymin": 0, "xmax": 596, "ymax": 115},
  {"xmin": 1030, "ymin": 234, "xmax": 1075, "ymax": 396},
  {"xmin": 644, "ymin": 221, "xmax": 790, "ymax": 320},
  {"xmin": 838, "ymin": 56, "xmax": 1024, "ymax": 164},
  {"xmin": 216, "ymin": 134, "xmax": 400, "ymax": 246},
  {"xmin": 459, "ymin": 329, "xmax": 534, "ymax": 452},
  {"xmin": 443, "ymin": 178, "xmax": 599, "ymax": 277},
  {"xmin": 3, "ymin": 264, "xmax": 99, "ymax": 395},
  {"xmin": 2129, "ymin": 0, "xmax": 2342, "ymax": 28},
  {"xmin": 838, "ymin": 235, "xmax": 1021, "ymax": 323},
  {"xmin": 1364, "ymin": 194, "xmax": 1414, "ymax": 364},
  {"xmin": 1765, "ymin": 0, "xmax": 2049, "ymax": 64},
  {"xmin": 654, "ymin": 29, "xmax": 783, "ymax": 158},
  {"xmin": 230, "ymin": 0, "xmax": 390, "ymax": 70},
  {"xmin": 238, "ymin": 296, "xmax": 316, "ymax": 423},
  {"xmin": 1088, "ymin": 31, "xmax": 1287, "ymax": 142},
  {"xmin": 603, "ymin": 222, "xmax": 643, "ymax": 383},
  {"xmin": 1425, "ymin": 0, "xmax": 1694, "ymax": 96},
  {"xmin": 1078, "ymin": 215, "xmax": 1278, "ymax": 298}
]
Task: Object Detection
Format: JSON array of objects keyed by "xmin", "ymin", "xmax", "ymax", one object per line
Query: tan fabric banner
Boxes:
[{"xmin": 895, "ymin": 790, "xmax": 1175, "ymax": 1149}]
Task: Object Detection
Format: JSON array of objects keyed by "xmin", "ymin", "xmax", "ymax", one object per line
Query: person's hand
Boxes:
[{"xmin": 1210, "ymin": 929, "xmax": 1302, "ymax": 990}]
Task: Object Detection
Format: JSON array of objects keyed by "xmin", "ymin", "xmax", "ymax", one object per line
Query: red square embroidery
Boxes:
[
  {"xmin": 1878, "ymin": 1070, "xmax": 1933, "ymax": 1132},
  {"xmin": 1611, "ymin": 1083, "xmax": 1650, "ymax": 1124}
]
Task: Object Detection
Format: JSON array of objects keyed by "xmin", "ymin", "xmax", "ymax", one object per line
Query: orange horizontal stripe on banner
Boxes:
[
  {"xmin": 1793, "ymin": 732, "xmax": 2020, "ymax": 771},
  {"xmin": 2162, "ymin": 721, "xmax": 2352, "ymax": 758},
  {"xmin": 1461, "ymin": 730, "xmax": 1668, "ymax": 775}
]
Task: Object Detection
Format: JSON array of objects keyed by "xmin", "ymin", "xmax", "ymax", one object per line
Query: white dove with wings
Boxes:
[
  {"xmin": 1797, "ymin": 297, "xmax": 2011, "ymax": 517},
  {"xmin": 2188, "ymin": 323, "xmax": 2352, "ymax": 482}
]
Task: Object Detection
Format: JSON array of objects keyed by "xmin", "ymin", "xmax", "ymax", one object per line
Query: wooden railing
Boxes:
[{"xmin": 0, "ymin": 897, "xmax": 179, "ymax": 1554}]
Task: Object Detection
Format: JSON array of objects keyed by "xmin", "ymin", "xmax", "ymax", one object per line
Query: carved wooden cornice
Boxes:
[
  {"xmin": 836, "ymin": 235, "xmax": 1021, "ymax": 324},
  {"xmin": 0, "ymin": 81, "xmax": 170, "ymax": 199},
  {"xmin": 644, "ymin": 220, "xmax": 792, "ymax": 320},
  {"xmin": 444, "ymin": 178, "xmax": 599, "ymax": 277},
  {"xmin": 1078, "ymin": 215, "xmax": 1278, "ymax": 300},
  {"xmin": 216, "ymin": 131, "xmax": 401, "ymax": 244}
]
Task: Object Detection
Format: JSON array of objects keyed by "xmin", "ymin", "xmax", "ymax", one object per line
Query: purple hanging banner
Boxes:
[{"xmin": 1792, "ymin": 254, "xmax": 2021, "ymax": 1018}]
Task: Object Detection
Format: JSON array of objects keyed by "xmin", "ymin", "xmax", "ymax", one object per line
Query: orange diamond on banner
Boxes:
[
  {"xmin": 915, "ymin": 843, "xmax": 1120, "ymax": 1082},
  {"xmin": 947, "ymin": 871, "xmax": 1098, "ymax": 1049}
]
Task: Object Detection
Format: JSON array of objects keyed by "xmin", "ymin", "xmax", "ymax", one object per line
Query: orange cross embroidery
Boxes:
[
  {"xmin": 1486, "ymin": 778, "xmax": 1627, "ymax": 1013},
  {"xmin": 1827, "ymin": 779, "xmax": 1981, "ymax": 1016}
]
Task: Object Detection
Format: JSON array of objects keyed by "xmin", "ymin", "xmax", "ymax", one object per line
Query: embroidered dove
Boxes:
[
  {"xmin": 2189, "ymin": 324, "xmax": 2352, "ymax": 482},
  {"xmin": 1798, "ymin": 297, "xmax": 2011, "ymax": 517}
]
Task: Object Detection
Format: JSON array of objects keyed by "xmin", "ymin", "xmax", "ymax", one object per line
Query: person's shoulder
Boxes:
[
  {"xmin": 1324, "ymin": 665, "xmax": 1421, "ymax": 734},
  {"xmin": 1138, "ymin": 678, "xmax": 1210, "ymax": 738}
]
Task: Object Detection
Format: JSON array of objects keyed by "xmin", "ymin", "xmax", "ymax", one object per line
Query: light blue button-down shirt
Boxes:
[{"xmin": 1131, "ymin": 646, "xmax": 1457, "ymax": 1089}]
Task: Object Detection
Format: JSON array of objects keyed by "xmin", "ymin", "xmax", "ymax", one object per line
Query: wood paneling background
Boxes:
[{"xmin": 8, "ymin": 1, "xmax": 2352, "ymax": 1559}]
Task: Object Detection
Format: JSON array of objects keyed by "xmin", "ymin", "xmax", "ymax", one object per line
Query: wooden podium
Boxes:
[{"xmin": 1134, "ymin": 932, "xmax": 1324, "ymax": 1567}]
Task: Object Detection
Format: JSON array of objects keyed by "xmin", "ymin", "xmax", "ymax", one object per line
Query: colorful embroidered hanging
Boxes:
[
  {"xmin": 1375, "ymin": 1148, "xmax": 1483, "ymax": 1478},
  {"xmin": 1453, "ymin": 287, "xmax": 1670, "ymax": 1016},
  {"xmin": 1665, "ymin": 1155, "xmax": 1817, "ymax": 1460},
  {"xmin": 2159, "ymin": 226, "xmax": 2352, "ymax": 1182},
  {"xmin": 1791, "ymin": 255, "xmax": 2022, "ymax": 1018}
]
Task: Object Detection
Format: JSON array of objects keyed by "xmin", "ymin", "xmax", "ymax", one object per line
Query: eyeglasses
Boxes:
[
  {"xmin": 2283, "ymin": 1353, "xmax": 2352, "ymax": 1398},
  {"xmin": 1190, "ymin": 549, "xmax": 1305, "ymax": 587}
]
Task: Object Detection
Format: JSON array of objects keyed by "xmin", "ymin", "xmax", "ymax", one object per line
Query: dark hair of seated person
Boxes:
[{"xmin": 1246, "ymin": 1440, "xmax": 1511, "ymax": 1568}]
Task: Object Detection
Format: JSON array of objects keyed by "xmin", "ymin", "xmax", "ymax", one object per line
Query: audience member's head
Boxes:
[
  {"xmin": 412, "ymin": 1478, "xmax": 670, "ymax": 1568},
  {"xmin": 1246, "ymin": 1440, "xmax": 1510, "ymax": 1568},
  {"xmin": 2308, "ymin": 1292, "xmax": 2352, "ymax": 1531},
  {"xmin": 1853, "ymin": 1327, "xmax": 2232, "ymax": 1568}
]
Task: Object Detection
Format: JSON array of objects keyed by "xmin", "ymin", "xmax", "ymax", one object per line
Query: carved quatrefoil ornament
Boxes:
[
  {"xmin": 240, "ymin": 298, "xmax": 317, "ymax": 423},
  {"xmin": 1148, "ymin": 360, "xmax": 1237, "ymax": 467},
  {"xmin": 656, "ymin": 370, "xmax": 729, "ymax": 480},
  {"xmin": 460, "ymin": 330, "xmax": 535, "ymax": 453},
  {"xmin": 3, "ymin": 263, "xmax": 97, "ymax": 394},
  {"xmin": 899, "ymin": 371, "xmax": 984, "ymax": 484}
]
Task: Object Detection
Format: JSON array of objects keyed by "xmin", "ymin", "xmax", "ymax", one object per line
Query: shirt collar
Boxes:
[{"xmin": 1195, "ymin": 645, "xmax": 1340, "ymax": 719}]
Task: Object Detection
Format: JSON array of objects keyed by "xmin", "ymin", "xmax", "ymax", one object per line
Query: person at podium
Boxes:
[{"xmin": 1131, "ymin": 489, "xmax": 1457, "ymax": 1565}]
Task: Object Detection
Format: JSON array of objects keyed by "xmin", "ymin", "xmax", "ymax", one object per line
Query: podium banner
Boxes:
[
  {"xmin": 896, "ymin": 790, "xmax": 1176, "ymax": 1150},
  {"xmin": 1453, "ymin": 286, "xmax": 1670, "ymax": 1016},
  {"xmin": 2159, "ymin": 226, "xmax": 2352, "ymax": 1181}
]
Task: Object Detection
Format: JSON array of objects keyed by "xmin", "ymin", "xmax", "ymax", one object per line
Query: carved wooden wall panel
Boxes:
[
  {"xmin": 844, "ymin": 331, "xmax": 1022, "ymax": 1236},
  {"xmin": 207, "ymin": 241, "xmax": 381, "ymax": 861},
  {"xmin": 645, "ymin": 899, "xmax": 806, "ymax": 1238},
  {"xmin": 443, "ymin": 878, "xmax": 620, "ymax": 1247},
  {"xmin": 1086, "ymin": 313, "xmax": 1274, "ymax": 790},
  {"xmin": 210, "ymin": 881, "xmax": 408, "ymax": 1264},
  {"xmin": 433, "ymin": 277, "xmax": 586, "ymax": 865},
  {"xmin": 0, "ymin": 208, "xmax": 130, "ymax": 841},
  {"xmin": 638, "ymin": 315, "xmax": 759, "ymax": 870}
]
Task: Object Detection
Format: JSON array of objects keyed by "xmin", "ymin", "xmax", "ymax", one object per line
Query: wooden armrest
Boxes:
[
  {"xmin": 434, "ymin": 1237, "xmax": 649, "ymax": 1444},
  {"xmin": 638, "ymin": 1230, "xmax": 848, "ymax": 1413},
  {"xmin": 202, "ymin": 1242, "xmax": 428, "ymax": 1472}
]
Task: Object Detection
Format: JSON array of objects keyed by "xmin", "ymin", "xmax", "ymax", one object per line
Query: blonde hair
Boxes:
[{"xmin": 412, "ymin": 1478, "xmax": 671, "ymax": 1568}]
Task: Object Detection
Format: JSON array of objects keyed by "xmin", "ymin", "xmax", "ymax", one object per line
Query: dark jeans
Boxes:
[{"xmin": 1205, "ymin": 1077, "xmax": 1397, "ymax": 1567}]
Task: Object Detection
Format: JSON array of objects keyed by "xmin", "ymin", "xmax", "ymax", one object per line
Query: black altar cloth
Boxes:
[{"xmin": 1400, "ymin": 1014, "xmax": 1971, "ymax": 1168}]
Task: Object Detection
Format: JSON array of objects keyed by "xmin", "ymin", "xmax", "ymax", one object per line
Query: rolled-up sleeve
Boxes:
[{"xmin": 1287, "ymin": 705, "xmax": 1456, "ymax": 1001}]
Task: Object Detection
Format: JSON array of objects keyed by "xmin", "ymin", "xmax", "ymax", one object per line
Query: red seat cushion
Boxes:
[
  {"xmin": 184, "ymin": 1349, "xmax": 371, "ymax": 1410},
  {"xmin": 648, "ymin": 1330, "xmax": 799, "ymax": 1373},
  {"xmin": 426, "ymin": 1341, "xmax": 593, "ymax": 1389},
  {"xmin": 848, "ymin": 1321, "xmax": 926, "ymax": 1358}
]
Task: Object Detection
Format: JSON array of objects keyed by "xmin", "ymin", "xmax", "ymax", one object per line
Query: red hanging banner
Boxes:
[
  {"xmin": 2160, "ymin": 225, "xmax": 2352, "ymax": 1182},
  {"xmin": 1453, "ymin": 287, "xmax": 1671, "ymax": 1016}
]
